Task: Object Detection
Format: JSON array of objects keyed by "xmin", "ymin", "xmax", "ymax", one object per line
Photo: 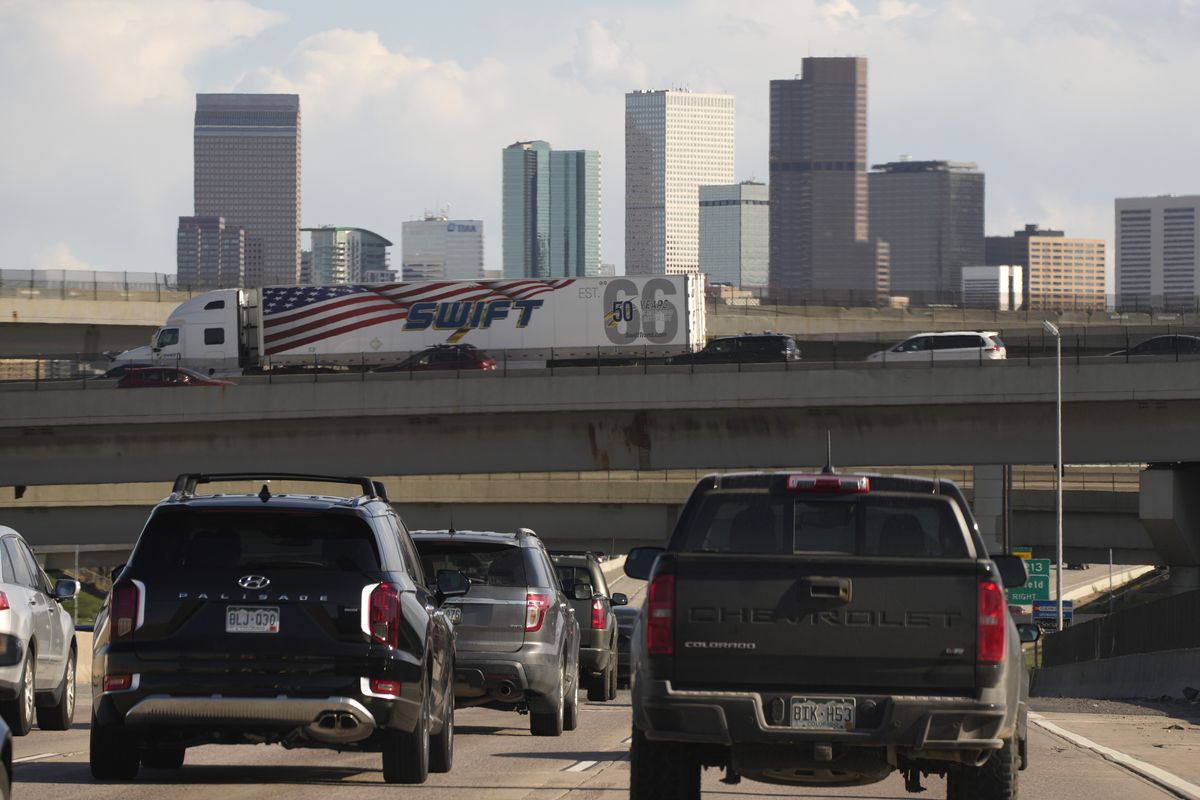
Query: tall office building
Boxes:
[
  {"xmin": 402, "ymin": 215, "xmax": 485, "ymax": 281},
  {"xmin": 302, "ymin": 227, "xmax": 393, "ymax": 284},
  {"xmin": 625, "ymin": 90, "xmax": 735, "ymax": 275},
  {"xmin": 986, "ymin": 224, "xmax": 1106, "ymax": 310},
  {"xmin": 1115, "ymin": 196, "xmax": 1200, "ymax": 311},
  {"xmin": 194, "ymin": 93, "xmax": 301, "ymax": 287},
  {"xmin": 698, "ymin": 181, "xmax": 769, "ymax": 287},
  {"xmin": 502, "ymin": 142, "xmax": 601, "ymax": 278},
  {"xmin": 869, "ymin": 160, "xmax": 984, "ymax": 304},
  {"xmin": 769, "ymin": 58, "xmax": 889, "ymax": 304},
  {"xmin": 176, "ymin": 216, "xmax": 245, "ymax": 290}
]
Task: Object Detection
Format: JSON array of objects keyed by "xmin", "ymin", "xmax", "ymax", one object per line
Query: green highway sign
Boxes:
[
  {"xmin": 1026, "ymin": 559, "xmax": 1051, "ymax": 577},
  {"xmin": 1007, "ymin": 574, "xmax": 1050, "ymax": 604}
]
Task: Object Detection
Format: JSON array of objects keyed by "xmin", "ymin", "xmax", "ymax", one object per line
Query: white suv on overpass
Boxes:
[{"xmin": 867, "ymin": 331, "xmax": 1007, "ymax": 363}]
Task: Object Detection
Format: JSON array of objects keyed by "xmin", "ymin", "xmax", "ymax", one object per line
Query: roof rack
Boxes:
[{"xmin": 171, "ymin": 473, "xmax": 389, "ymax": 503}]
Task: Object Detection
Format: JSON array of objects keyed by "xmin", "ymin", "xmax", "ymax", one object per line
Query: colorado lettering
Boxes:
[{"xmin": 404, "ymin": 299, "xmax": 544, "ymax": 331}]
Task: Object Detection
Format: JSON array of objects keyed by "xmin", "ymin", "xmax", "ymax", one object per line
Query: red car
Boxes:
[
  {"xmin": 116, "ymin": 367, "xmax": 235, "ymax": 388},
  {"xmin": 374, "ymin": 345, "xmax": 497, "ymax": 372}
]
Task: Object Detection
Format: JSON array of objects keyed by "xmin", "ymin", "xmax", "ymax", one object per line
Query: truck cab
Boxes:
[{"xmin": 113, "ymin": 290, "xmax": 242, "ymax": 374}]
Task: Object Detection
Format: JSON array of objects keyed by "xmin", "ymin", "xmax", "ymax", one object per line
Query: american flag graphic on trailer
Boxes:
[{"xmin": 261, "ymin": 280, "xmax": 576, "ymax": 355}]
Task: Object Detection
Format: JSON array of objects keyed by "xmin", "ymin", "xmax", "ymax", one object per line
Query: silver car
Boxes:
[{"xmin": 0, "ymin": 526, "xmax": 79, "ymax": 735}]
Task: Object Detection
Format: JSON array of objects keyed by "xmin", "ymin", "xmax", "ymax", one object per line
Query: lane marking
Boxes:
[
  {"xmin": 1031, "ymin": 713, "xmax": 1200, "ymax": 800},
  {"xmin": 14, "ymin": 753, "xmax": 61, "ymax": 764},
  {"xmin": 622, "ymin": 736, "xmax": 632, "ymax": 745},
  {"xmin": 565, "ymin": 760, "xmax": 599, "ymax": 772}
]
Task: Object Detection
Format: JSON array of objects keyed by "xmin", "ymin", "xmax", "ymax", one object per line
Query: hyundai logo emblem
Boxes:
[{"xmin": 237, "ymin": 575, "xmax": 271, "ymax": 590}]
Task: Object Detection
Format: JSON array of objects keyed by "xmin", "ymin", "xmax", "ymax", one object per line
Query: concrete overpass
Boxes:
[
  {"xmin": 3, "ymin": 361, "xmax": 1200, "ymax": 484},
  {"xmin": 1, "ymin": 472, "xmax": 1154, "ymax": 569}
]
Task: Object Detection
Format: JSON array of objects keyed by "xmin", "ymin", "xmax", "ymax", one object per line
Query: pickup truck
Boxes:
[{"xmin": 624, "ymin": 471, "xmax": 1038, "ymax": 800}]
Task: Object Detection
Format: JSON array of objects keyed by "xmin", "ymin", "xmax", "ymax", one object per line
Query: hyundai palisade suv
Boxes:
[
  {"xmin": 90, "ymin": 473, "xmax": 466, "ymax": 784},
  {"xmin": 411, "ymin": 529, "xmax": 580, "ymax": 736},
  {"xmin": 550, "ymin": 551, "xmax": 626, "ymax": 702}
]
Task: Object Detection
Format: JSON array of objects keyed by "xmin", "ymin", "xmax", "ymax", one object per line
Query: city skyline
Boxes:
[{"xmin": 4, "ymin": 1, "xmax": 1199, "ymax": 283}]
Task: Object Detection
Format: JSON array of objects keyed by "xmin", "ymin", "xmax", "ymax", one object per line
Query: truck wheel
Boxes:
[
  {"xmin": 142, "ymin": 748, "xmax": 185, "ymax": 769},
  {"xmin": 37, "ymin": 646, "xmax": 75, "ymax": 731},
  {"xmin": 90, "ymin": 715, "xmax": 140, "ymax": 780},
  {"xmin": 383, "ymin": 688, "xmax": 430, "ymax": 784},
  {"xmin": 607, "ymin": 662, "xmax": 618, "ymax": 700},
  {"xmin": 586, "ymin": 670, "xmax": 608, "ymax": 702},
  {"xmin": 947, "ymin": 738, "xmax": 1018, "ymax": 800},
  {"xmin": 630, "ymin": 724, "xmax": 700, "ymax": 800}
]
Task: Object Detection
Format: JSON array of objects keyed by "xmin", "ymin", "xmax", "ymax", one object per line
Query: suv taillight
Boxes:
[
  {"xmin": 110, "ymin": 579, "xmax": 141, "ymax": 641},
  {"xmin": 647, "ymin": 574, "xmax": 675, "ymax": 656},
  {"xmin": 525, "ymin": 593, "xmax": 550, "ymax": 632},
  {"xmin": 978, "ymin": 581, "xmax": 1006, "ymax": 664},
  {"xmin": 591, "ymin": 597, "xmax": 605, "ymax": 629},
  {"xmin": 369, "ymin": 583, "xmax": 401, "ymax": 647}
]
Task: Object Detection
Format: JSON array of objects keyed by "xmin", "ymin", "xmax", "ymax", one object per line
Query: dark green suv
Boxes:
[{"xmin": 550, "ymin": 552, "xmax": 627, "ymax": 702}]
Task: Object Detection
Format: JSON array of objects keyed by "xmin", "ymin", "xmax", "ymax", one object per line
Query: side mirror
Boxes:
[
  {"xmin": 1017, "ymin": 623, "xmax": 1041, "ymax": 644},
  {"xmin": 611, "ymin": 593, "xmax": 628, "ymax": 607},
  {"xmin": 993, "ymin": 555, "xmax": 1028, "ymax": 589},
  {"xmin": 435, "ymin": 570, "xmax": 470, "ymax": 600},
  {"xmin": 624, "ymin": 546, "xmax": 664, "ymax": 581},
  {"xmin": 573, "ymin": 583, "xmax": 594, "ymax": 601},
  {"xmin": 53, "ymin": 579, "xmax": 80, "ymax": 601}
]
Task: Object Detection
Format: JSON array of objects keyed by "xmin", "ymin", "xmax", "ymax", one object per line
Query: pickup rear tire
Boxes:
[
  {"xmin": 630, "ymin": 725, "xmax": 700, "ymax": 800},
  {"xmin": 89, "ymin": 715, "xmax": 140, "ymax": 780},
  {"xmin": 429, "ymin": 704, "xmax": 453, "ymax": 773},
  {"xmin": 946, "ymin": 737, "xmax": 1018, "ymax": 800}
]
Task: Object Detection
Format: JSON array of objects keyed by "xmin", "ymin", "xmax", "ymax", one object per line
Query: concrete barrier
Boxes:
[
  {"xmin": 601, "ymin": 555, "xmax": 628, "ymax": 582},
  {"xmin": 1032, "ymin": 647, "xmax": 1200, "ymax": 699}
]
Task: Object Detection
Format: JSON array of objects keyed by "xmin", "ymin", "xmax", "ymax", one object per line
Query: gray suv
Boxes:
[
  {"xmin": 412, "ymin": 529, "xmax": 580, "ymax": 736},
  {"xmin": 550, "ymin": 552, "xmax": 626, "ymax": 702}
]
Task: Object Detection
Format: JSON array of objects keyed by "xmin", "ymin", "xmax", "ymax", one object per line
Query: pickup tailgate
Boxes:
[{"xmin": 672, "ymin": 554, "xmax": 980, "ymax": 692}]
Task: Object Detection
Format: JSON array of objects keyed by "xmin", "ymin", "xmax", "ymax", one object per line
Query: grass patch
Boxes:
[{"xmin": 64, "ymin": 590, "xmax": 104, "ymax": 627}]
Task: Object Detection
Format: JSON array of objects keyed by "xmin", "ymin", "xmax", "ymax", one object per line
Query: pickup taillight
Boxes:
[
  {"xmin": 977, "ymin": 581, "xmax": 1006, "ymax": 664},
  {"xmin": 110, "ymin": 579, "xmax": 142, "ymax": 641},
  {"xmin": 591, "ymin": 597, "xmax": 605, "ymax": 629},
  {"xmin": 646, "ymin": 574, "xmax": 675, "ymax": 656},
  {"xmin": 369, "ymin": 583, "xmax": 401, "ymax": 647}
]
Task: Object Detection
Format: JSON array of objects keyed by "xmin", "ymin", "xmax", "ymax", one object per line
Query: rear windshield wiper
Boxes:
[{"xmin": 243, "ymin": 559, "xmax": 328, "ymax": 569}]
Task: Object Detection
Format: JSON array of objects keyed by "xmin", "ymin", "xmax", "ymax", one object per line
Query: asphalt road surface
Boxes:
[{"xmin": 13, "ymin": 573, "xmax": 1182, "ymax": 800}]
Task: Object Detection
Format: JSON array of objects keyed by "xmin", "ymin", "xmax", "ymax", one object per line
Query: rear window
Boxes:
[
  {"xmin": 555, "ymin": 564, "xmax": 605, "ymax": 595},
  {"xmin": 415, "ymin": 541, "xmax": 528, "ymax": 587},
  {"xmin": 675, "ymin": 492, "xmax": 969, "ymax": 558},
  {"xmin": 132, "ymin": 508, "xmax": 381, "ymax": 572}
]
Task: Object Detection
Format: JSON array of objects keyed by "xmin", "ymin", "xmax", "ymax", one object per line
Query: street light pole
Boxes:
[{"xmin": 1043, "ymin": 320, "xmax": 1064, "ymax": 631}]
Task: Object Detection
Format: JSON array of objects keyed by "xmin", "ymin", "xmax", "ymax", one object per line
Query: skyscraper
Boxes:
[
  {"xmin": 502, "ymin": 141, "xmax": 550, "ymax": 279},
  {"xmin": 698, "ymin": 181, "xmax": 769, "ymax": 287},
  {"xmin": 869, "ymin": 160, "xmax": 984, "ymax": 304},
  {"xmin": 403, "ymin": 215, "xmax": 485, "ymax": 281},
  {"xmin": 625, "ymin": 90, "xmax": 735, "ymax": 275},
  {"xmin": 769, "ymin": 59, "xmax": 889, "ymax": 303},
  {"xmin": 986, "ymin": 224, "xmax": 1106, "ymax": 311},
  {"xmin": 302, "ymin": 227, "xmax": 393, "ymax": 284},
  {"xmin": 176, "ymin": 216, "xmax": 245, "ymax": 290},
  {"xmin": 502, "ymin": 142, "xmax": 601, "ymax": 278},
  {"xmin": 1115, "ymin": 196, "xmax": 1200, "ymax": 311},
  {"xmin": 194, "ymin": 94, "xmax": 301, "ymax": 288}
]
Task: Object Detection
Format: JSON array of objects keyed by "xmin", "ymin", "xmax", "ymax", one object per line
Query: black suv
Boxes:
[
  {"xmin": 411, "ymin": 529, "xmax": 580, "ymax": 736},
  {"xmin": 550, "ymin": 551, "xmax": 627, "ymax": 702},
  {"xmin": 670, "ymin": 334, "xmax": 801, "ymax": 365},
  {"xmin": 91, "ymin": 473, "xmax": 466, "ymax": 784}
]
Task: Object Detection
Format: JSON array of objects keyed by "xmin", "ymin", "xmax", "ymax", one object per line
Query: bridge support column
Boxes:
[
  {"xmin": 1140, "ymin": 465, "xmax": 1200, "ymax": 593},
  {"xmin": 973, "ymin": 465, "xmax": 1006, "ymax": 555}
]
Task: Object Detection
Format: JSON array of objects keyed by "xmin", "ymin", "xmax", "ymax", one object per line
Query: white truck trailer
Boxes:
[{"xmin": 113, "ymin": 276, "xmax": 706, "ymax": 373}]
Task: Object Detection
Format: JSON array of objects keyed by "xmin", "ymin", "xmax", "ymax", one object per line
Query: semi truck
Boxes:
[{"xmin": 112, "ymin": 276, "xmax": 706, "ymax": 374}]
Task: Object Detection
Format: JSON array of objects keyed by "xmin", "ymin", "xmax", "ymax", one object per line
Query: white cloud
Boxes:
[
  {"xmin": 31, "ymin": 242, "xmax": 96, "ymax": 271},
  {"xmin": 555, "ymin": 20, "xmax": 648, "ymax": 90},
  {"xmin": 822, "ymin": 0, "xmax": 861, "ymax": 20}
]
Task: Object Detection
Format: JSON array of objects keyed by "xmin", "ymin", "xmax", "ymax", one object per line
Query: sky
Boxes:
[{"xmin": 2, "ymin": 0, "xmax": 1198, "ymax": 279}]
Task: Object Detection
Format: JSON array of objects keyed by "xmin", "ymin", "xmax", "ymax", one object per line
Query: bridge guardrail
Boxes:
[
  {"xmin": 4, "ymin": 323, "xmax": 1200, "ymax": 387},
  {"xmin": 1042, "ymin": 585, "xmax": 1200, "ymax": 667}
]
